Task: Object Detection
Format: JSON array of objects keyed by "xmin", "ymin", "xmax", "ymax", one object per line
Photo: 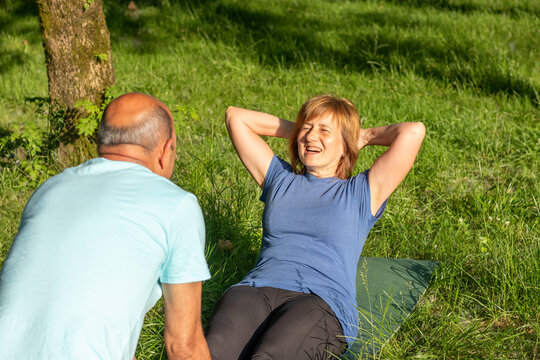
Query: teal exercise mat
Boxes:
[{"xmin": 341, "ymin": 257, "xmax": 439, "ymax": 359}]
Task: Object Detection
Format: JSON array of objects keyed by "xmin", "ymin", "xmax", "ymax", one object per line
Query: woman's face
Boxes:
[{"xmin": 297, "ymin": 114, "xmax": 345, "ymax": 178}]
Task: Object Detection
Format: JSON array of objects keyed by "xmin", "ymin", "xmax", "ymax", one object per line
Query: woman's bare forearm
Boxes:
[
  {"xmin": 361, "ymin": 122, "xmax": 426, "ymax": 215},
  {"xmin": 358, "ymin": 122, "xmax": 425, "ymax": 149},
  {"xmin": 226, "ymin": 106, "xmax": 295, "ymax": 139},
  {"xmin": 225, "ymin": 106, "xmax": 295, "ymax": 187}
]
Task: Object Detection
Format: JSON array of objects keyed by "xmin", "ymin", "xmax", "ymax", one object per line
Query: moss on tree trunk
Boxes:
[{"xmin": 36, "ymin": 0, "xmax": 114, "ymax": 142}]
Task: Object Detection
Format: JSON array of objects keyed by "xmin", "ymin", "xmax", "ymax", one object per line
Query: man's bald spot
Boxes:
[
  {"xmin": 98, "ymin": 93, "xmax": 173, "ymax": 153},
  {"xmin": 103, "ymin": 93, "xmax": 166, "ymax": 127}
]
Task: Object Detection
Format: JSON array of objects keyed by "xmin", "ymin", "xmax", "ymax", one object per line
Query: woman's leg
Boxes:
[
  {"xmin": 205, "ymin": 286, "xmax": 273, "ymax": 360},
  {"xmin": 250, "ymin": 294, "xmax": 347, "ymax": 360}
]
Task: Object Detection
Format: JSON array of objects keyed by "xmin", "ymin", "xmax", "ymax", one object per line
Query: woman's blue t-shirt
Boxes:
[{"xmin": 237, "ymin": 155, "xmax": 387, "ymax": 345}]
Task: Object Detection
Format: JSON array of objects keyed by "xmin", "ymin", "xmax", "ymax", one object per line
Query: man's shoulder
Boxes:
[
  {"xmin": 75, "ymin": 158, "xmax": 184, "ymax": 191},
  {"xmin": 34, "ymin": 158, "xmax": 193, "ymax": 208}
]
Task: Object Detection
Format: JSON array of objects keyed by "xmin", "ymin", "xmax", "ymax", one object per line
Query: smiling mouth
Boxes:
[{"xmin": 306, "ymin": 146, "xmax": 321, "ymax": 154}]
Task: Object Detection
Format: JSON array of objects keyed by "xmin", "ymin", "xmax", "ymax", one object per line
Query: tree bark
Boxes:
[{"xmin": 36, "ymin": 0, "xmax": 114, "ymax": 141}]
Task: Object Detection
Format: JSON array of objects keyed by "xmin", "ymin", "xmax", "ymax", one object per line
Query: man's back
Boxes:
[{"xmin": 0, "ymin": 158, "xmax": 209, "ymax": 359}]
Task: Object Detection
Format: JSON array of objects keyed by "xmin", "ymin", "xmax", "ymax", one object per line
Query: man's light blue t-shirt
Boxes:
[
  {"xmin": 237, "ymin": 156, "xmax": 387, "ymax": 345},
  {"xmin": 0, "ymin": 158, "xmax": 210, "ymax": 359}
]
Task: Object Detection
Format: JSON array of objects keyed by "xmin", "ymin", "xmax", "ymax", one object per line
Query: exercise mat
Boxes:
[{"xmin": 340, "ymin": 257, "xmax": 439, "ymax": 359}]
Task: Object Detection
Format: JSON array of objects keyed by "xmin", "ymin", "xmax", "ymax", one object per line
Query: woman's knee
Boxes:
[
  {"xmin": 251, "ymin": 294, "xmax": 346, "ymax": 359},
  {"xmin": 206, "ymin": 286, "xmax": 273, "ymax": 359}
]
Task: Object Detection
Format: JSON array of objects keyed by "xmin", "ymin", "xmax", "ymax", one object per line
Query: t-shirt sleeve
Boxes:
[
  {"xmin": 357, "ymin": 169, "xmax": 388, "ymax": 224},
  {"xmin": 260, "ymin": 155, "xmax": 291, "ymax": 203},
  {"xmin": 160, "ymin": 193, "xmax": 211, "ymax": 284}
]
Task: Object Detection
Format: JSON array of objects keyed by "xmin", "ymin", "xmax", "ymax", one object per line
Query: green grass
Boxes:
[{"xmin": 1, "ymin": 0, "xmax": 539, "ymax": 358}]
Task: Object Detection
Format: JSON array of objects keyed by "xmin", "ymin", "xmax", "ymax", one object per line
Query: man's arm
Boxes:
[{"xmin": 162, "ymin": 282, "xmax": 211, "ymax": 360}]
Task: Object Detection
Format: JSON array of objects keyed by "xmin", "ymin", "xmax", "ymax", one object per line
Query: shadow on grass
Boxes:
[
  {"xmin": 216, "ymin": 4, "xmax": 538, "ymax": 104},
  {"xmin": 0, "ymin": 51, "xmax": 29, "ymax": 75},
  {"xmin": 0, "ymin": 1, "xmax": 38, "ymax": 24},
  {"xmin": 3, "ymin": 1, "xmax": 537, "ymax": 104},
  {"xmin": 0, "ymin": 126, "xmax": 13, "ymax": 159},
  {"xmin": 384, "ymin": 0, "xmax": 540, "ymax": 17},
  {"xmin": 0, "ymin": 126, "xmax": 12, "ymax": 138},
  {"xmin": 104, "ymin": 0, "xmax": 538, "ymax": 106},
  {"xmin": 0, "ymin": 1, "xmax": 41, "ymax": 75}
]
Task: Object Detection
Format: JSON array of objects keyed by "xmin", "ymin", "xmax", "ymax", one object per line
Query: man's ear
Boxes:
[{"xmin": 158, "ymin": 138, "xmax": 175, "ymax": 169}]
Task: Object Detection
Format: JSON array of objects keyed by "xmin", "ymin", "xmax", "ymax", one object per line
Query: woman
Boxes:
[{"xmin": 206, "ymin": 95, "xmax": 425, "ymax": 360}]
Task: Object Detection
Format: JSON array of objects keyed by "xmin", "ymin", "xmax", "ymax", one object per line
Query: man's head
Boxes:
[{"xmin": 98, "ymin": 93, "xmax": 177, "ymax": 179}]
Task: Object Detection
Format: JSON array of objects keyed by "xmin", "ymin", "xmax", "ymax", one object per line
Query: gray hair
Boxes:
[{"xmin": 98, "ymin": 106, "xmax": 173, "ymax": 152}]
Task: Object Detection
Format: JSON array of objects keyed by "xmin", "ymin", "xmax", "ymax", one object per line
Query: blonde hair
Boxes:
[{"xmin": 289, "ymin": 94, "xmax": 361, "ymax": 179}]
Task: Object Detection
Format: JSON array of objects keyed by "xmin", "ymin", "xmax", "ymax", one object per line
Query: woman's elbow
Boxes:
[
  {"xmin": 225, "ymin": 106, "xmax": 240, "ymax": 126},
  {"xmin": 410, "ymin": 121, "xmax": 426, "ymax": 141}
]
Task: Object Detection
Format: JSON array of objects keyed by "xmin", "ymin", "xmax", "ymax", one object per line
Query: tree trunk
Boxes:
[{"xmin": 36, "ymin": 0, "xmax": 114, "ymax": 141}]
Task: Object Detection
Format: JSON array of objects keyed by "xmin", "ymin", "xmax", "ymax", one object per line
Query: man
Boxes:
[{"xmin": 0, "ymin": 93, "xmax": 211, "ymax": 359}]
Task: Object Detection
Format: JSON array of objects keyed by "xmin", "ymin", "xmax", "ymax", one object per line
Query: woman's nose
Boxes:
[{"xmin": 306, "ymin": 129, "xmax": 317, "ymax": 142}]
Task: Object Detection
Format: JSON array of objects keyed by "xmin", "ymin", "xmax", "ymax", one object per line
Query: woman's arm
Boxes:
[
  {"xmin": 225, "ymin": 106, "xmax": 295, "ymax": 188},
  {"xmin": 358, "ymin": 122, "xmax": 426, "ymax": 216}
]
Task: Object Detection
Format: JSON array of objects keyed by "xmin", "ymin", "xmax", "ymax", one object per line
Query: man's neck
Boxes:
[
  {"xmin": 98, "ymin": 145, "xmax": 154, "ymax": 172},
  {"xmin": 100, "ymin": 153, "xmax": 145, "ymax": 166}
]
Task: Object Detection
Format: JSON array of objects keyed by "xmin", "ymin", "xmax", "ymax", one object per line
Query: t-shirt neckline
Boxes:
[{"xmin": 303, "ymin": 171, "xmax": 340, "ymax": 183}]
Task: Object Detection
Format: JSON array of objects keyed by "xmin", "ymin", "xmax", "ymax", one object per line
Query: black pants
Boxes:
[{"xmin": 205, "ymin": 286, "xmax": 347, "ymax": 360}]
